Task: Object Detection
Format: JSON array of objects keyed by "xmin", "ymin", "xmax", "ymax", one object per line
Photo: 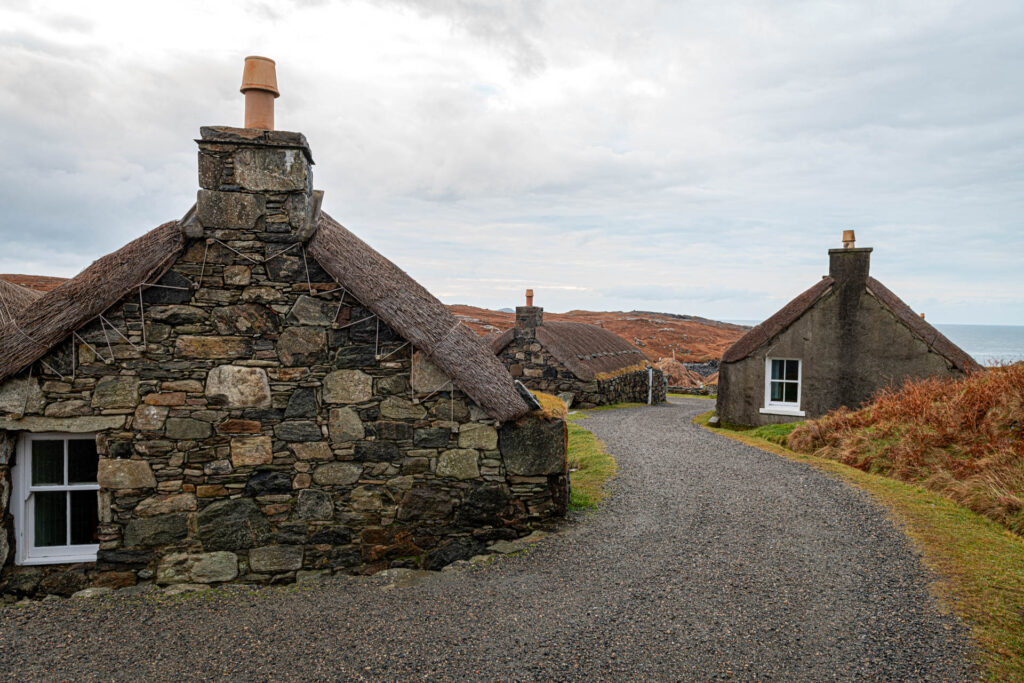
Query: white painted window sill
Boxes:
[
  {"xmin": 18, "ymin": 550, "xmax": 98, "ymax": 566},
  {"xmin": 760, "ymin": 407, "xmax": 806, "ymax": 417}
]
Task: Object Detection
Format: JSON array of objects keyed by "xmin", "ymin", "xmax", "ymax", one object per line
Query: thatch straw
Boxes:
[
  {"xmin": 492, "ymin": 321, "xmax": 648, "ymax": 381},
  {"xmin": 0, "ymin": 278, "xmax": 41, "ymax": 324},
  {"xmin": 0, "ymin": 221, "xmax": 183, "ymax": 382},
  {"xmin": 309, "ymin": 212, "xmax": 529, "ymax": 422}
]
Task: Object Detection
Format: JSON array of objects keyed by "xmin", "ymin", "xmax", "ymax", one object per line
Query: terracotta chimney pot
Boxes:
[
  {"xmin": 842, "ymin": 229, "xmax": 856, "ymax": 249},
  {"xmin": 240, "ymin": 56, "xmax": 280, "ymax": 130},
  {"xmin": 526, "ymin": 289, "xmax": 534, "ymax": 306}
]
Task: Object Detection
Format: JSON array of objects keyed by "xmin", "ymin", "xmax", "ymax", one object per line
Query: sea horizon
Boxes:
[{"xmin": 723, "ymin": 321, "xmax": 1024, "ymax": 367}]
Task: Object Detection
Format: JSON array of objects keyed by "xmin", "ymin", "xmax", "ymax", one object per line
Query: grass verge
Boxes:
[
  {"xmin": 695, "ymin": 409, "xmax": 1024, "ymax": 681},
  {"xmin": 567, "ymin": 421, "xmax": 617, "ymax": 510},
  {"xmin": 668, "ymin": 392, "xmax": 716, "ymax": 400}
]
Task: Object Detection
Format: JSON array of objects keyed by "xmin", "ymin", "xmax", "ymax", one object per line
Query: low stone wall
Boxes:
[
  {"xmin": 668, "ymin": 385, "xmax": 717, "ymax": 396},
  {"xmin": 498, "ymin": 341, "xmax": 666, "ymax": 408}
]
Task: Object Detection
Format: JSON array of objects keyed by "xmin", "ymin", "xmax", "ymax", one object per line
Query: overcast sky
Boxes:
[{"xmin": 1, "ymin": 0, "xmax": 1022, "ymax": 325}]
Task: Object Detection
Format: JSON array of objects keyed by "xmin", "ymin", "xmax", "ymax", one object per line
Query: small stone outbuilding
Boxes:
[
  {"xmin": 716, "ymin": 232, "xmax": 981, "ymax": 426},
  {"xmin": 491, "ymin": 291, "xmax": 666, "ymax": 408},
  {"xmin": 0, "ymin": 61, "xmax": 567, "ymax": 598}
]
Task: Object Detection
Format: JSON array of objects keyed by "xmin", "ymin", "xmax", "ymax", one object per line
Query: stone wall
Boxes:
[
  {"xmin": 0, "ymin": 128, "xmax": 567, "ymax": 598},
  {"xmin": 0, "ymin": 432, "xmax": 14, "ymax": 573},
  {"xmin": 498, "ymin": 339, "xmax": 666, "ymax": 408}
]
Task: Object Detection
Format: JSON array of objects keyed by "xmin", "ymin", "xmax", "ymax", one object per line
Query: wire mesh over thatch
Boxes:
[
  {"xmin": 0, "ymin": 278, "xmax": 42, "ymax": 324},
  {"xmin": 721, "ymin": 278, "xmax": 835, "ymax": 364},
  {"xmin": 0, "ymin": 221, "xmax": 183, "ymax": 382},
  {"xmin": 866, "ymin": 277, "xmax": 981, "ymax": 373},
  {"xmin": 309, "ymin": 212, "xmax": 529, "ymax": 422},
  {"xmin": 492, "ymin": 321, "xmax": 648, "ymax": 381}
]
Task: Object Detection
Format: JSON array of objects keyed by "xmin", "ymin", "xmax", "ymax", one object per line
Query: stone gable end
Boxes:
[{"xmin": 0, "ymin": 127, "xmax": 567, "ymax": 597}]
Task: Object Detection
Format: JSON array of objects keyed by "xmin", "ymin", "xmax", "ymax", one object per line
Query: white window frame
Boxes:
[
  {"xmin": 11, "ymin": 432, "xmax": 100, "ymax": 566},
  {"xmin": 760, "ymin": 358, "xmax": 805, "ymax": 417}
]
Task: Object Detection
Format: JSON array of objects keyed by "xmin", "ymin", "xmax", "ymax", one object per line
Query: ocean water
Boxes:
[
  {"xmin": 724, "ymin": 321, "xmax": 1024, "ymax": 367},
  {"xmin": 933, "ymin": 324, "xmax": 1024, "ymax": 367}
]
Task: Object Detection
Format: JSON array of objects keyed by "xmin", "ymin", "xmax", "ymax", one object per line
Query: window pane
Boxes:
[
  {"xmin": 785, "ymin": 382, "xmax": 798, "ymax": 402},
  {"xmin": 785, "ymin": 360, "xmax": 799, "ymax": 381},
  {"xmin": 70, "ymin": 491, "xmax": 99, "ymax": 545},
  {"xmin": 771, "ymin": 360, "xmax": 784, "ymax": 380},
  {"xmin": 34, "ymin": 491, "xmax": 67, "ymax": 547},
  {"xmin": 31, "ymin": 440, "xmax": 64, "ymax": 485},
  {"xmin": 770, "ymin": 381, "xmax": 785, "ymax": 402},
  {"xmin": 68, "ymin": 439, "xmax": 98, "ymax": 484}
]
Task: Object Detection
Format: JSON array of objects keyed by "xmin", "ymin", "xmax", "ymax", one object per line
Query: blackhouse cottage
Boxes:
[
  {"xmin": 0, "ymin": 58, "xmax": 568, "ymax": 598},
  {"xmin": 716, "ymin": 231, "xmax": 981, "ymax": 426},
  {"xmin": 492, "ymin": 291, "xmax": 666, "ymax": 408}
]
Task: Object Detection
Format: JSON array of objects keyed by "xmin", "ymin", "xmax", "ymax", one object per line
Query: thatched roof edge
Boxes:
[
  {"xmin": 0, "ymin": 221, "xmax": 183, "ymax": 382},
  {"xmin": 721, "ymin": 278, "xmax": 835, "ymax": 363},
  {"xmin": 0, "ymin": 278, "xmax": 42, "ymax": 324},
  {"xmin": 866, "ymin": 277, "xmax": 982, "ymax": 373},
  {"xmin": 308, "ymin": 212, "xmax": 529, "ymax": 422},
  {"xmin": 491, "ymin": 321, "xmax": 648, "ymax": 381}
]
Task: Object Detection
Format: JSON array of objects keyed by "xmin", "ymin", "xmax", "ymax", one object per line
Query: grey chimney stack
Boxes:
[{"xmin": 515, "ymin": 289, "xmax": 543, "ymax": 341}]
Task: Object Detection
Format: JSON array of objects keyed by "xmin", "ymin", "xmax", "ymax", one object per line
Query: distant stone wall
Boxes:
[
  {"xmin": 0, "ymin": 128, "xmax": 567, "ymax": 599},
  {"xmin": 497, "ymin": 339, "xmax": 666, "ymax": 408}
]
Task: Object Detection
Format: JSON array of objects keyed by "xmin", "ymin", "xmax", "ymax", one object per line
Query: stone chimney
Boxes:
[
  {"xmin": 515, "ymin": 289, "xmax": 543, "ymax": 341},
  {"xmin": 829, "ymin": 231, "xmax": 872, "ymax": 285},
  {"xmin": 184, "ymin": 57, "xmax": 323, "ymax": 245}
]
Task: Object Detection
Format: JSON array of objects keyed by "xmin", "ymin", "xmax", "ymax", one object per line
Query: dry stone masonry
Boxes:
[
  {"xmin": 494, "ymin": 305, "xmax": 666, "ymax": 409},
  {"xmin": 0, "ymin": 126, "xmax": 567, "ymax": 598}
]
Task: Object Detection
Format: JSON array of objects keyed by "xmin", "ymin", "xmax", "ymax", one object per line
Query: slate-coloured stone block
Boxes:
[
  {"xmin": 354, "ymin": 441, "xmax": 400, "ymax": 462},
  {"xmin": 249, "ymin": 544, "xmax": 304, "ymax": 573},
  {"xmin": 499, "ymin": 416, "xmax": 567, "ymax": 476},
  {"xmin": 92, "ymin": 376, "xmax": 139, "ymax": 409},
  {"xmin": 274, "ymin": 421, "xmax": 322, "ymax": 442},
  {"xmin": 123, "ymin": 513, "xmax": 189, "ymax": 547},
  {"xmin": 197, "ymin": 189, "xmax": 264, "ymax": 229},
  {"xmin": 197, "ymin": 498, "xmax": 272, "ymax": 551}
]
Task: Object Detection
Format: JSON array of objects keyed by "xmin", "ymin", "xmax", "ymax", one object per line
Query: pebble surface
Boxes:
[{"xmin": 0, "ymin": 398, "xmax": 976, "ymax": 681}]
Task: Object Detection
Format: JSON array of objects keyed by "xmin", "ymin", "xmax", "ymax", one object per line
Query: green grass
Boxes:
[
  {"xmin": 567, "ymin": 422, "xmax": 617, "ymax": 510},
  {"xmin": 668, "ymin": 392, "xmax": 716, "ymax": 399},
  {"xmin": 747, "ymin": 421, "xmax": 802, "ymax": 445},
  {"xmin": 696, "ymin": 409, "xmax": 1024, "ymax": 681}
]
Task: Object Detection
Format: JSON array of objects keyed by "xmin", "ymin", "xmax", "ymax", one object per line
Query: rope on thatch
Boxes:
[
  {"xmin": 308, "ymin": 211, "xmax": 529, "ymax": 422},
  {"xmin": 0, "ymin": 221, "xmax": 184, "ymax": 383},
  {"xmin": 0, "ymin": 278, "xmax": 42, "ymax": 325}
]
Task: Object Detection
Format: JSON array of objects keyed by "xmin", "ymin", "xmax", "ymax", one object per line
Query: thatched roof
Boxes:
[
  {"xmin": 0, "ymin": 212, "xmax": 529, "ymax": 422},
  {"xmin": 308, "ymin": 212, "xmax": 529, "ymax": 421},
  {"xmin": 0, "ymin": 221, "xmax": 183, "ymax": 382},
  {"xmin": 0, "ymin": 274, "xmax": 67, "ymax": 293},
  {"xmin": 491, "ymin": 321, "xmax": 648, "ymax": 381},
  {"xmin": 865, "ymin": 277, "xmax": 981, "ymax": 373},
  {"xmin": 721, "ymin": 275, "xmax": 981, "ymax": 373},
  {"xmin": 722, "ymin": 278, "xmax": 835, "ymax": 363},
  {"xmin": 0, "ymin": 278, "xmax": 42, "ymax": 324}
]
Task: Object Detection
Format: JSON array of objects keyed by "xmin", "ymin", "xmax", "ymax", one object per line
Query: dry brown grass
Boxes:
[{"xmin": 788, "ymin": 364, "xmax": 1024, "ymax": 534}]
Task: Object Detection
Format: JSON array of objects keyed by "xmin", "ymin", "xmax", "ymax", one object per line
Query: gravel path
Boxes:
[{"xmin": 0, "ymin": 398, "xmax": 975, "ymax": 681}]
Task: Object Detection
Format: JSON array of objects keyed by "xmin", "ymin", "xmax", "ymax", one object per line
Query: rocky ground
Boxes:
[{"xmin": 0, "ymin": 399, "xmax": 975, "ymax": 681}]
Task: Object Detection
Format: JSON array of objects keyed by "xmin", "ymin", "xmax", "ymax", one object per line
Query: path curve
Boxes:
[{"xmin": 0, "ymin": 399, "xmax": 974, "ymax": 681}]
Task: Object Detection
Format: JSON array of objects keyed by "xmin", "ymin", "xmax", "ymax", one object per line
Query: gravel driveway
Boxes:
[{"xmin": 0, "ymin": 398, "xmax": 975, "ymax": 681}]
